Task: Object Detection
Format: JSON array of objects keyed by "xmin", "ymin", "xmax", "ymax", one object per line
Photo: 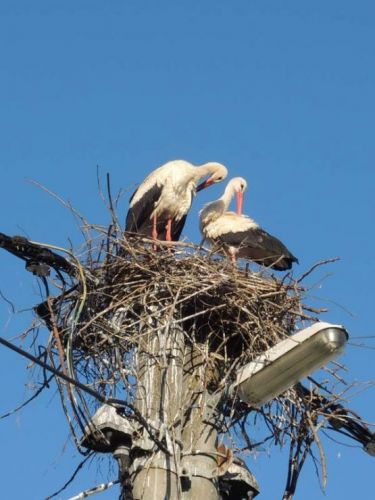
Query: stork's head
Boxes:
[
  {"xmin": 196, "ymin": 163, "xmax": 228, "ymax": 191},
  {"xmin": 227, "ymin": 177, "xmax": 247, "ymax": 214}
]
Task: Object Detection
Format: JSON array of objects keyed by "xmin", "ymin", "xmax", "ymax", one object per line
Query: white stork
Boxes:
[
  {"xmin": 125, "ymin": 159, "xmax": 228, "ymax": 241},
  {"xmin": 200, "ymin": 177, "xmax": 298, "ymax": 270}
]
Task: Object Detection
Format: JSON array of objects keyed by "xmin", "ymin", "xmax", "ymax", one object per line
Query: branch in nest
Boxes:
[{"xmin": 297, "ymin": 258, "xmax": 340, "ymax": 283}]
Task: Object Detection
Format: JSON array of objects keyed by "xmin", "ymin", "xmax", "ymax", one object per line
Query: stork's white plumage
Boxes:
[
  {"xmin": 200, "ymin": 177, "xmax": 298, "ymax": 270},
  {"xmin": 125, "ymin": 160, "xmax": 228, "ymax": 241}
]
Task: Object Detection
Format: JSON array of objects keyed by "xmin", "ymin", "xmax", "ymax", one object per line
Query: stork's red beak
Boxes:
[
  {"xmin": 196, "ymin": 177, "xmax": 215, "ymax": 192},
  {"xmin": 236, "ymin": 191, "xmax": 244, "ymax": 215}
]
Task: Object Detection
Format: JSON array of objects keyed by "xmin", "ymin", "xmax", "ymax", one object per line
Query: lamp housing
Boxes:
[{"xmin": 231, "ymin": 322, "xmax": 348, "ymax": 407}]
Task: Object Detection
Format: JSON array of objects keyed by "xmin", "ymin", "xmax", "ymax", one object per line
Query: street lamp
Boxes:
[{"xmin": 230, "ymin": 322, "xmax": 348, "ymax": 407}]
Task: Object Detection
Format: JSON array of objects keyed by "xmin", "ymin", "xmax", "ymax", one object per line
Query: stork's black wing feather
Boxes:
[
  {"xmin": 171, "ymin": 215, "xmax": 187, "ymax": 241},
  {"xmin": 218, "ymin": 227, "xmax": 298, "ymax": 270},
  {"xmin": 125, "ymin": 183, "xmax": 163, "ymax": 237}
]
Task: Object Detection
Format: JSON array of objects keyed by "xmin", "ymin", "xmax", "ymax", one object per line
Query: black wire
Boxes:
[
  {"xmin": 0, "ymin": 373, "xmax": 54, "ymax": 419},
  {"xmin": 45, "ymin": 452, "xmax": 94, "ymax": 499}
]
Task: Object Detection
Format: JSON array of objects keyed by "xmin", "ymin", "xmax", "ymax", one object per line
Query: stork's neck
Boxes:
[
  {"xmin": 219, "ymin": 181, "xmax": 237, "ymax": 211},
  {"xmin": 194, "ymin": 162, "xmax": 224, "ymax": 180}
]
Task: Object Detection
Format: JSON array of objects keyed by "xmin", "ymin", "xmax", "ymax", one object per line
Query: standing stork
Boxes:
[
  {"xmin": 125, "ymin": 160, "xmax": 228, "ymax": 242},
  {"xmin": 200, "ymin": 177, "xmax": 298, "ymax": 270}
]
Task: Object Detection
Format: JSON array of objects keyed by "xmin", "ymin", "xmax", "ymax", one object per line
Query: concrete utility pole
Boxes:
[
  {"xmin": 131, "ymin": 310, "xmax": 185, "ymax": 499},
  {"xmin": 129, "ymin": 304, "xmax": 225, "ymax": 500},
  {"xmin": 180, "ymin": 343, "xmax": 222, "ymax": 500}
]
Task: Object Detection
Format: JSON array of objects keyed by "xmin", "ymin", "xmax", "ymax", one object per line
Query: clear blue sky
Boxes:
[{"xmin": 0, "ymin": 1, "xmax": 374, "ymax": 499}]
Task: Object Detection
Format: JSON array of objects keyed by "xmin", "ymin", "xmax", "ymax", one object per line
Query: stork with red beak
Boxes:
[
  {"xmin": 125, "ymin": 160, "xmax": 228, "ymax": 242},
  {"xmin": 200, "ymin": 177, "xmax": 298, "ymax": 271}
]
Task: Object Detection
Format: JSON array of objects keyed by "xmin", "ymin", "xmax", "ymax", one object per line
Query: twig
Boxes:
[{"xmin": 297, "ymin": 258, "xmax": 340, "ymax": 283}]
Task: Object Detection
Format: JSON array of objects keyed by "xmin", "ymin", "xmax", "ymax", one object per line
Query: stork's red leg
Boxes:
[
  {"xmin": 152, "ymin": 215, "xmax": 158, "ymax": 251},
  {"xmin": 166, "ymin": 219, "xmax": 172, "ymax": 242},
  {"xmin": 229, "ymin": 249, "xmax": 237, "ymax": 265},
  {"xmin": 152, "ymin": 215, "xmax": 158, "ymax": 240}
]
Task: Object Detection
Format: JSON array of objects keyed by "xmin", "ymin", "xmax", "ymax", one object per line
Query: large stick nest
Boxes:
[
  {"xmin": 35, "ymin": 230, "xmax": 319, "ymax": 416},
  {"xmin": 72, "ymin": 237, "xmax": 306, "ymax": 366}
]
